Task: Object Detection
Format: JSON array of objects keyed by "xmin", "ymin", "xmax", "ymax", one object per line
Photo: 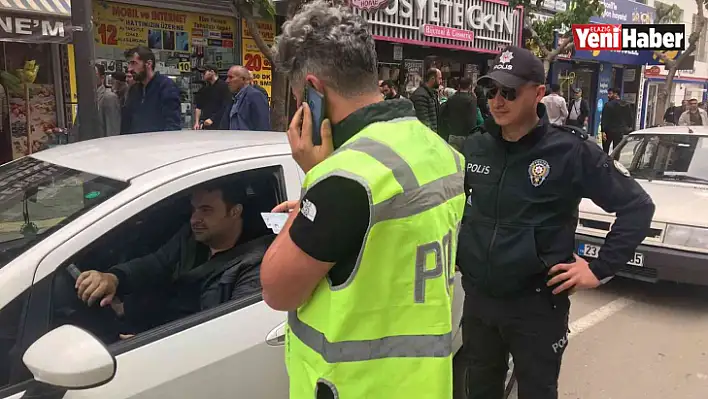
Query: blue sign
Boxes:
[
  {"xmin": 572, "ymin": 0, "xmax": 661, "ymax": 65},
  {"xmin": 593, "ymin": 63, "xmax": 614, "ymax": 136}
]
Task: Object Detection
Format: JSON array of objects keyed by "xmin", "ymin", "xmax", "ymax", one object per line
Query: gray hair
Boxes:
[{"xmin": 274, "ymin": 0, "xmax": 379, "ymax": 96}]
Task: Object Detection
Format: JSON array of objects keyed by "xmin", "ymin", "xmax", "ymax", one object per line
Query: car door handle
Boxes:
[{"xmin": 266, "ymin": 322, "xmax": 287, "ymax": 346}]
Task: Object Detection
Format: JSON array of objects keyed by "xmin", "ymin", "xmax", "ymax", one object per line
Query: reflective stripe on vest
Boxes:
[{"xmin": 290, "ymin": 132, "xmax": 464, "ymax": 363}]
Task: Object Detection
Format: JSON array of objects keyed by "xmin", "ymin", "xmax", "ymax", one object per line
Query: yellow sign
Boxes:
[
  {"xmin": 93, "ymin": 1, "xmax": 237, "ymax": 51},
  {"xmin": 178, "ymin": 62, "xmax": 191, "ymax": 72},
  {"xmin": 242, "ymin": 19, "xmax": 275, "ymax": 101}
]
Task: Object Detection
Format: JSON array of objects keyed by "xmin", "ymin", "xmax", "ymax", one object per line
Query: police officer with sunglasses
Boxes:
[{"xmin": 456, "ymin": 46, "xmax": 655, "ymax": 399}]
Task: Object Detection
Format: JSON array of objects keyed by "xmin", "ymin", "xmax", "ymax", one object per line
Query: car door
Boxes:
[{"xmin": 28, "ymin": 154, "xmax": 301, "ymax": 399}]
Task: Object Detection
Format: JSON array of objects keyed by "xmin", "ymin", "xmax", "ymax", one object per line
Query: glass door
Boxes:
[{"xmin": 644, "ymin": 82, "xmax": 661, "ymax": 128}]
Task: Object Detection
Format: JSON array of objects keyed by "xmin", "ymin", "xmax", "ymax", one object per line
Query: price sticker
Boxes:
[{"xmin": 178, "ymin": 62, "xmax": 191, "ymax": 73}]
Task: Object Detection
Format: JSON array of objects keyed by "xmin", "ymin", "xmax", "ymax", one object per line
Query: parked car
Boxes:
[
  {"xmin": 576, "ymin": 126, "xmax": 708, "ymax": 285},
  {"xmin": 0, "ymin": 130, "xmax": 466, "ymax": 399}
]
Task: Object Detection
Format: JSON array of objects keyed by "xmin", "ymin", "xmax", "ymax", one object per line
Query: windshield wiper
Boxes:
[{"xmin": 661, "ymin": 175, "xmax": 708, "ymax": 184}]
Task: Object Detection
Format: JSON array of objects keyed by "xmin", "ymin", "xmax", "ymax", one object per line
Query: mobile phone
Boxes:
[{"xmin": 304, "ymin": 83, "xmax": 325, "ymax": 146}]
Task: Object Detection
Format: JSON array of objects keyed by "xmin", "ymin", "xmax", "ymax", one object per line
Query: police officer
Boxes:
[
  {"xmin": 456, "ymin": 46, "xmax": 655, "ymax": 399},
  {"xmin": 260, "ymin": 1, "xmax": 466, "ymax": 398}
]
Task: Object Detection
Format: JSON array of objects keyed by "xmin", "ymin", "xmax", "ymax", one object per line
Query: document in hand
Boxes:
[{"xmin": 260, "ymin": 212, "xmax": 289, "ymax": 234}]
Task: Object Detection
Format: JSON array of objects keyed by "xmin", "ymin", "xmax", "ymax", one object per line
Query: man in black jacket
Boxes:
[
  {"xmin": 566, "ymin": 88, "xmax": 590, "ymax": 129},
  {"xmin": 457, "ymin": 46, "xmax": 655, "ymax": 399},
  {"xmin": 75, "ymin": 180, "xmax": 274, "ymax": 335},
  {"xmin": 411, "ymin": 68, "xmax": 442, "ymax": 132},
  {"xmin": 601, "ymin": 88, "xmax": 634, "ymax": 153},
  {"xmin": 439, "ymin": 77, "xmax": 478, "ymax": 148}
]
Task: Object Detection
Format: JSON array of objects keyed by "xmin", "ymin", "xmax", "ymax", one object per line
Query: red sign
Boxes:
[
  {"xmin": 350, "ymin": 0, "xmax": 389, "ymax": 11},
  {"xmin": 421, "ymin": 24, "xmax": 473, "ymax": 42}
]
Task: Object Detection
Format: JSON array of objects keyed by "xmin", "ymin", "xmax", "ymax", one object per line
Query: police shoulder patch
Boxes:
[{"xmin": 557, "ymin": 124, "xmax": 589, "ymax": 141}]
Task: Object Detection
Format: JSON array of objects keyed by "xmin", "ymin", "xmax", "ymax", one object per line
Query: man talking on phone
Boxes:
[{"xmin": 259, "ymin": 1, "xmax": 466, "ymax": 398}]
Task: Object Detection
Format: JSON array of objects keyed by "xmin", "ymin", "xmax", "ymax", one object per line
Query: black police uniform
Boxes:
[{"xmin": 456, "ymin": 47, "xmax": 656, "ymax": 399}]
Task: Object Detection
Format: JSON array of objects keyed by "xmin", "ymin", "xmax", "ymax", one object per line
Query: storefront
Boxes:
[
  {"xmin": 640, "ymin": 65, "xmax": 708, "ymax": 129},
  {"xmin": 0, "ymin": 0, "xmax": 72, "ymax": 163},
  {"xmin": 352, "ymin": 0, "xmax": 523, "ymax": 95},
  {"xmin": 548, "ymin": 0, "xmax": 656, "ymax": 136},
  {"xmin": 89, "ymin": 0, "xmax": 241, "ymax": 129}
]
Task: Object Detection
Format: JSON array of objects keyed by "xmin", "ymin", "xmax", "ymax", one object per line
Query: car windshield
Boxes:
[
  {"xmin": 0, "ymin": 157, "xmax": 127, "ymax": 268},
  {"xmin": 613, "ymin": 134, "xmax": 708, "ymax": 184}
]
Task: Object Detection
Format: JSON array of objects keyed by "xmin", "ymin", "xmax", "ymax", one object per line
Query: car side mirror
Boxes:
[{"xmin": 23, "ymin": 325, "xmax": 116, "ymax": 389}]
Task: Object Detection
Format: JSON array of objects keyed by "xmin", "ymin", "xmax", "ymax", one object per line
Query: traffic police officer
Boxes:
[
  {"xmin": 260, "ymin": 1, "xmax": 466, "ymax": 398},
  {"xmin": 456, "ymin": 46, "xmax": 655, "ymax": 399}
]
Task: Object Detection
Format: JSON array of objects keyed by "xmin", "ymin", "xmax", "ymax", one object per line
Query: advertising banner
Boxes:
[
  {"xmin": 92, "ymin": 1, "xmax": 236, "ymax": 51},
  {"xmin": 0, "ymin": 14, "xmax": 72, "ymax": 44},
  {"xmin": 594, "ymin": 62, "xmax": 614, "ymax": 135},
  {"xmin": 570, "ymin": 0, "xmax": 673, "ymax": 65},
  {"xmin": 242, "ymin": 19, "xmax": 275, "ymax": 101}
]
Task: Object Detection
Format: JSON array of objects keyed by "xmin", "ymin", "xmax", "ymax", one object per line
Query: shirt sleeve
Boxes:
[
  {"xmin": 572, "ymin": 141, "xmax": 655, "ymax": 280},
  {"xmin": 289, "ymin": 176, "xmax": 370, "ymax": 263}
]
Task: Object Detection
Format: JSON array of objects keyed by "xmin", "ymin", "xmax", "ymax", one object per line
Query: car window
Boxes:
[
  {"xmin": 615, "ymin": 134, "xmax": 708, "ymax": 184},
  {"xmin": 0, "ymin": 157, "xmax": 127, "ymax": 268},
  {"xmin": 45, "ymin": 165, "xmax": 284, "ymax": 348}
]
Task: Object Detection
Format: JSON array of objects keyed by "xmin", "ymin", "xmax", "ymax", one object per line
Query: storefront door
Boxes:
[{"xmin": 644, "ymin": 82, "xmax": 661, "ymax": 128}]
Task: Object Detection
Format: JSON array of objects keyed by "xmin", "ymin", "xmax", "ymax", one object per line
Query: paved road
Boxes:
[{"xmin": 507, "ymin": 278, "xmax": 708, "ymax": 398}]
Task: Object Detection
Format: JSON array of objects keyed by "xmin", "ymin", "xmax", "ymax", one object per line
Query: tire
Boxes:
[{"xmin": 453, "ymin": 349, "xmax": 517, "ymax": 399}]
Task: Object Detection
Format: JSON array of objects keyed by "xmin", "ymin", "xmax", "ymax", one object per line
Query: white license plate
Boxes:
[{"xmin": 577, "ymin": 243, "xmax": 644, "ymax": 267}]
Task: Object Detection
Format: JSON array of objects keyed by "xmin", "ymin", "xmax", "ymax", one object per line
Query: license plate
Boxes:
[{"xmin": 577, "ymin": 243, "xmax": 644, "ymax": 267}]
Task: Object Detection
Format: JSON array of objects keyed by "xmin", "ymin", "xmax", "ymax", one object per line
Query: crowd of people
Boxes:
[
  {"xmin": 74, "ymin": 46, "xmax": 272, "ymax": 141},
  {"xmin": 664, "ymin": 98, "xmax": 708, "ymax": 126}
]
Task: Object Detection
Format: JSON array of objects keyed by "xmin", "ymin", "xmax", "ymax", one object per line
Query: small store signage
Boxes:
[
  {"xmin": 422, "ymin": 24, "xmax": 473, "ymax": 41},
  {"xmin": 351, "ymin": 0, "xmax": 390, "ymax": 11},
  {"xmin": 0, "ymin": 15, "xmax": 71, "ymax": 43}
]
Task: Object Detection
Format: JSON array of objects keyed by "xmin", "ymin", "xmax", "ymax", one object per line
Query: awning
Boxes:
[{"xmin": 0, "ymin": 0, "xmax": 73, "ymax": 43}]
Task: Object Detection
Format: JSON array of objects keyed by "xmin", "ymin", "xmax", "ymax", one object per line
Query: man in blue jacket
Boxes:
[
  {"xmin": 123, "ymin": 46, "xmax": 182, "ymax": 134},
  {"xmin": 219, "ymin": 65, "xmax": 271, "ymax": 131}
]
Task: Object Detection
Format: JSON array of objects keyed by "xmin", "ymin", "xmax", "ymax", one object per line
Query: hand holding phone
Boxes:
[
  {"xmin": 305, "ymin": 83, "xmax": 326, "ymax": 146},
  {"xmin": 286, "ymin": 96, "xmax": 334, "ymax": 173}
]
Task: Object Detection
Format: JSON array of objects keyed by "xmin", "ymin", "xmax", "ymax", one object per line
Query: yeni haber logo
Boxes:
[{"xmin": 572, "ymin": 24, "xmax": 686, "ymax": 51}]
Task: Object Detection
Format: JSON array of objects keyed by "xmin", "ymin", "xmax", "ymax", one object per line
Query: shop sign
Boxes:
[
  {"xmin": 381, "ymin": 0, "xmax": 514, "ymax": 36},
  {"xmin": 242, "ymin": 19, "xmax": 275, "ymax": 103},
  {"xmin": 422, "ymin": 24, "xmax": 473, "ymax": 41},
  {"xmin": 92, "ymin": 1, "xmax": 237, "ymax": 51},
  {"xmin": 0, "ymin": 15, "xmax": 72, "ymax": 43},
  {"xmin": 352, "ymin": 0, "xmax": 390, "ymax": 11}
]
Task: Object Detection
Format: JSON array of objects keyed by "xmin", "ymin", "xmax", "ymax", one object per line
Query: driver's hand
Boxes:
[{"xmin": 76, "ymin": 271, "xmax": 118, "ymax": 307}]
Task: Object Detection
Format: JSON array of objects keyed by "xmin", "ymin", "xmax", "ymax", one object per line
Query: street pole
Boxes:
[{"xmin": 71, "ymin": 0, "xmax": 101, "ymax": 141}]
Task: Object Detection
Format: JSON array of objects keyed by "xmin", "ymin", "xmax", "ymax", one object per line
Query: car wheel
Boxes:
[{"xmin": 453, "ymin": 348, "xmax": 517, "ymax": 399}]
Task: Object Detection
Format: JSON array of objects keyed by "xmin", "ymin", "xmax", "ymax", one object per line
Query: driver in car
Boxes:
[{"xmin": 75, "ymin": 179, "xmax": 274, "ymax": 337}]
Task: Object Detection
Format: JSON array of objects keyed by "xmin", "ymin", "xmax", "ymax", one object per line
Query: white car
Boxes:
[
  {"xmin": 576, "ymin": 126, "xmax": 708, "ymax": 285},
  {"xmin": 0, "ymin": 131, "xmax": 465, "ymax": 399}
]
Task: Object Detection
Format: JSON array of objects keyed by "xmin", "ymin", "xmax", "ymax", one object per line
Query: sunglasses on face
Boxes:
[{"xmin": 484, "ymin": 85, "xmax": 519, "ymax": 101}]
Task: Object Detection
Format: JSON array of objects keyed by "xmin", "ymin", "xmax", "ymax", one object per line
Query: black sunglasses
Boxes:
[{"xmin": 484, "ymin": 85, "xmax": 519, "ymax": 101}]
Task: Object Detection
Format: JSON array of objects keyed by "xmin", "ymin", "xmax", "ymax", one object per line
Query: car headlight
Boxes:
[{"xmin": 664, "ymin": 224, "xmax": 708, "ymax": 250}]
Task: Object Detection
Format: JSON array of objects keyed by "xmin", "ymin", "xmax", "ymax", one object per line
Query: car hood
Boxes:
[{"xmin": 579, "ymin": 179, "xmax": 708, "ymax": 228}]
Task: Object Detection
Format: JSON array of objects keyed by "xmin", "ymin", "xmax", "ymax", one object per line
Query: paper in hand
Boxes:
[{"xmin": 261, "ymin": 212, "xmax": 290, "ymax": 234}]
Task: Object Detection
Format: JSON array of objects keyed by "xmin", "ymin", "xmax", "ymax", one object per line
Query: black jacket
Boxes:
[
  {"xmin": 439, "ymin": 91, "xmax": 479, "ymax": 141},
  {"xmin": 410, "ymin": 84, "xmax": 440, "ymax": 132},
  {"xmin": 601, "ymin": 99, "xmax": 634, "ymax": 134},
  {"xmin": 123, "ymin": 72, "xmax": 182, "ymax": 134},
  {"xmin": 109, "ymin": 226, "xmax": 275, "ymax": 319},
  {"xmin": 457, "ymin": 104, "xmax": 655, "ymax": 297},
  {"xmin": 567, "ymin": 98, "xmax": 590, "ymax": 123}
]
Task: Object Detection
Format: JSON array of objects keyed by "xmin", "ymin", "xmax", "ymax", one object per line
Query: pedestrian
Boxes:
[
  {"xmin": 218, "ymin": 65, "xmax": 270, "ymax": 131},
  {"xmin": 381, "ymin": 80, "xmax": 402, "ymax": 100},
  {"xmin": 663, "ymin": 100, "xmax": 687, "ymax": 125},
  {"xmin": 122, "ymin": 46, "xmax": 182, "ymax": 134},
  {"xmin": 457, "ymin": 45, "xmax": 655, "ymax": 399},
  {"xmin": 247, "ymin": 70, "xmax": 270, "ymax": 102},
  {"xmin": 111, "ymin": 71, "xmax": 130, "ymax": 107},
  {"xmin": 678, "ymin": 98, "xmax": 708, "ymax": 126},
  {"xmin": 540, "ymin": 83, "xmax": 568, "ymax": 126},
  {"xmin": 601, "ymin": 88, "xmax": 634, "ymax": 153},
  {"xmin": 439, "ymin": 77, "xmax": 480, "ymax": 150},
  {"xmin": 193, "ymin": 65, "xmax": 230, "ymax": 130},
  {"xmin": 566, "ymin": 88, "xmax": 590, "ymax": 129},
  {"xmin": 94, "ymin": 64, "xmax": 121, "ymax": 136},
  {"xmin": 411, "ymin": 67, "xmax": 442, "ymax": 132},
  {"xmin": 260, "ymin": 1, "xmax": 466, "ymax": 398}
]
